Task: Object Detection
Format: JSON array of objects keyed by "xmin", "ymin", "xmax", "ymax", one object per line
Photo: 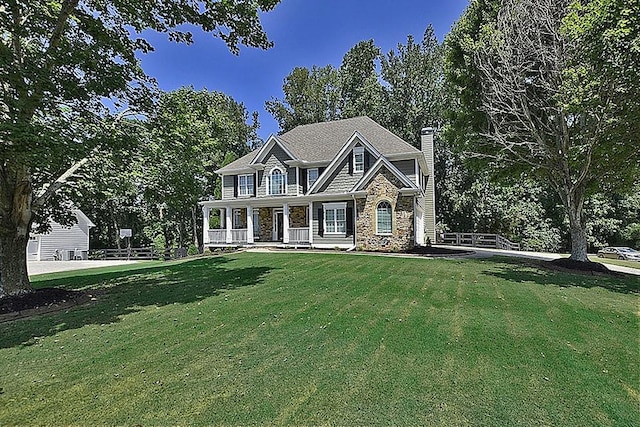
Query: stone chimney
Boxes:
[{"xmin": 421, "ymin": 127, "xmax": 436, "ymax": 244}]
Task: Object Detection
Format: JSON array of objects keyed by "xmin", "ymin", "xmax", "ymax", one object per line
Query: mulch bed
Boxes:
[
  {"xmin": 0, "ymin": 288, "xmax": 91, "ymax": 322},
  {"xmin": 543, "ymin": 258, "xmax": 620, "ymax": 277}
]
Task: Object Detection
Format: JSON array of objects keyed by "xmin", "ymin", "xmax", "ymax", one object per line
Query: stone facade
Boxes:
[
  {"xmin": 289, "ymin": 206, "xmax": 308, "ymax": 228},
  {"xmin": 356, "ymin": 168, "xmax": 414, "ymax": 251},
  {"xmin": 258, "ymin": 208, "xmax": 273, "ymax": 241}
]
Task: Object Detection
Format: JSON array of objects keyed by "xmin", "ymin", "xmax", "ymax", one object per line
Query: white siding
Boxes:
[{"xmin": 34, "ymin": 214, "xmax": 91, "ymax": 260}]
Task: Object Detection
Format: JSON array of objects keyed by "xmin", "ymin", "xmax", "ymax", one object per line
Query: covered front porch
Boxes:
[{"xmin": 203, "ymin": 204, "xmax": 311, "ymax": 247}]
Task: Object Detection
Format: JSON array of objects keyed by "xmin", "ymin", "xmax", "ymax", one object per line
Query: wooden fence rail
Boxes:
[
  {"xmin": 439, "ymin": 233, "xmax": 520, "ymax": 251},
  {"xmin": 90, "ymin": 247, "xmax": 190, "ymax": 260}
]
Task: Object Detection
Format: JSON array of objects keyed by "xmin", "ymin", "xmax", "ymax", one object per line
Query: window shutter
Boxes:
[
  {"xmin": 318, "ymin": 208, "xmax": 324, "ymax": 237},
  {"xmin": 364, "ymin": 151, "xmax": 371, "ymax": 171},
  {"xmin": 301, "ymin": 168, "xmax": 307, "ymax": 193},
  {"xmin": 348, "ymin": 154, "xmax": 353, "ymax": 175},
  {"xmin": 253, "ymin": 173, "xmax": 257, "ymax": 196},
  {"xmin": 233, "ymin": 176, "xmax": 238, "ymax": 198},
  {"xmin": 346, "ymin": 206, "xmax": 354, "ymax": 236}
]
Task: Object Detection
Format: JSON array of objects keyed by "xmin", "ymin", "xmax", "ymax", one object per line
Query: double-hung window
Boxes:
[
  {"xmin": 269, "ymin": 168, "xmax": 286, "ymax": 195},
  {"xmin": 376, "ymin": 201, "xmax": 392, "ymax": 235},
  {"xmin": 307, "ymin": 168, "xmax": 319, "ymax": 189},
  {"xmin": 324, "ymin": 203, "xmax": 347, "ymax": 234},
  {"xmin": 238, "ymin": 174, "xmax": 254, "ymax": 196},
  {"xmin": 353, "ymin": 147, "xmax": 364, "ymax": 173},
  {"xmin": 233, "ymin": 209, "xmax": 243, "ymax": 229}
]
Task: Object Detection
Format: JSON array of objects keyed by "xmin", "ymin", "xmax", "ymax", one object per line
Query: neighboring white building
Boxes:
[{"xmin": 27, "ymin": 210, "xmax": 95, "ymax": 261}]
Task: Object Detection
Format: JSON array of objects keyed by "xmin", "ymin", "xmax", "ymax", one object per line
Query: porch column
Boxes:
[
  {"xmin": 246, "ymin": 205, "xmax": 254, "ymax": 244},
  {"xmin": 308, "ymin": 201, "xmax": 313, "ymax": 245},
  {"xmin": 202, "ymin": 206, "xmax": 210, "ymax": 244},
  {"xmin": 225, "ymin": 206, "xmax": 232, "ymax": 244},
  {"xmin": 283, "ymin": 203, "xmax": 290, "ymax": 244}
]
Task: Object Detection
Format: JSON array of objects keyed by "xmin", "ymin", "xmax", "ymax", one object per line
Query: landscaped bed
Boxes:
[{"xmin": 1, "ymin": 252, "xmax": 638, "ymax": 425}]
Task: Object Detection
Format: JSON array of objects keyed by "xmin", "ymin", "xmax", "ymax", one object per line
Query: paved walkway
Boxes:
[
  {"xmin": 28, "ymin": 260, "xmax": 140, "ymax": 276},
  {"xmin": 246, "ymin": 246, "xmax": 640, "ymax": 277}
]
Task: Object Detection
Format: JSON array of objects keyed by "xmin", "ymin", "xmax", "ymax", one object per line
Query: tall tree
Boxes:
[
  {"xmin": 381, "ymin": 25, "xmax": 444, "ymax": 147},
  {"xmin": 445, "ymin": 0, "xmax": 640, "ymax": 261},
  {"xmin": 265, "ymin": 65, "xmax": 342, "ymax": 133},
  {"xmin": 0, "ymin": 0, "xmax": 280, "ymax": 296},
  {"xmin": 339, "ymin": 40, "xmax": 384, "ymax": 120},
  {"xmin": 145, "ymin": 87, "xmax": 256, "ymax": 248}
]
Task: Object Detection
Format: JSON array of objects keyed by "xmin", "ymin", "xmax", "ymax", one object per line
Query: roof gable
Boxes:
[
  {"xmin": 250, "ymin": 135, "xmax": 297, "ymax": 165},
  {"xmin": 351, "ymin": 157, "xmax": 418, "ymax": 192},
  {"xmin": 308, "ymin": 131, "xmax": 382, "ymax": 194}
]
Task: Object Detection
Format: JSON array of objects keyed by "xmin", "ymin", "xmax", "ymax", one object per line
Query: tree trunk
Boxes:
[
  {"xmin": 191, "ymin": 205, "xmax": 200, "ymax": 247},
  {"xmin": 0, "ymin": 232, "xmax": 31, "ymax": 297},
  {"xmin": 0, "ymin": 170, "xmax": 34, "ymax": 297},
  {"xmin": 562, "ymin": 189, "xmax": 589, "ymax": 262}
]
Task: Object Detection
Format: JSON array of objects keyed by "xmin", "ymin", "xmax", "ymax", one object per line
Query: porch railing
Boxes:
[
  {"xmin": 208, "ymin": 229, "xmax": 227, "ymax": 244},
  {"xmin": 288, "ymin": 227, "xmax": 310, "ymax": 243},
  {"xmin": 231, "ymin": 228, "xmax": 247, "ymax": 243}
]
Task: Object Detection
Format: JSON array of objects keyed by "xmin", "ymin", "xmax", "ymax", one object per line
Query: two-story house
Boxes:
[{"xmin": 200, "ymin": 116, "xmax": 436, "ymax": 251}]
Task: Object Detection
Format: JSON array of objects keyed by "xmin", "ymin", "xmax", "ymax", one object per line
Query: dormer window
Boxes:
[
  {"xmin": 353, "ymin": 147, "xmax": 364, "ymax": 173},
  {"xmin": 269, "ymin": 167, "xmax": 287, "ymax": 195}
]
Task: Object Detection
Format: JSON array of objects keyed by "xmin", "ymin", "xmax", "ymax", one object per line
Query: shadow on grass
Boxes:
[
  {"xmin": 0, "ymin": 256, "xmax": 274, "ymax": 349},
  {"xmin": 483, "ymin": 257, "xmax": 640, "ymax": 295}
]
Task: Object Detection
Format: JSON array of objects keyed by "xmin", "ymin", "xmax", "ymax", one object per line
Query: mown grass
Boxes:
[
  {"xmin": 588, "ymin": 256, "xmax": 640, "ymax": 270},
  {"xmin": 1, "ymin": 252, "xmax": 639, "ymax": 426}
]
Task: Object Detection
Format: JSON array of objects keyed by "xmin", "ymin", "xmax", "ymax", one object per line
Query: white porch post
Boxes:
[
  {"xmin": 308, "ymin": 201, "xmax": 313, "ymax": 245},
  {"xmin": 202, "ymin": 206, "xmax": 210, "ymax": 244},
  {"xmin": 246, "ymin": 205, "xmax": 254, "ymax": 244},
  {"xmin": 225, "ymin": 206, "xmax": 232, "ymax": 244},
  {"xmin": 283, "ymin": 203, "xmax": 290, "ymax": 244}
]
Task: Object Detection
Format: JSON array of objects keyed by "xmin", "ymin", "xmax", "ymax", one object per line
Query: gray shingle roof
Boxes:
[{"xmin": 217, "ymin": 116, "xmax": 419, "ymax": 173}]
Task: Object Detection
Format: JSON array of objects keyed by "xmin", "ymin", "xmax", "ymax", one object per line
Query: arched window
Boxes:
[
  {"xmin": 376, "ymin": 201, "xmax": 392, "ymax": 235},
  {"xmin": 269, "ymin": 168, "xmax": 286, "ymax": 195}
]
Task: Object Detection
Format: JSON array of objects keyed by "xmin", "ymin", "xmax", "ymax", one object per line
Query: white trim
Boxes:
[
  {"xmin": 375, "ymin": 200, "xmax": 393, "ymax": 236},
  {"xmin": 283, "ymin": 203, "xmax": 290, "ymax": 244},
  {"xmin": 246, "ymin": 206, "xmax": 254, "ymax": 244},
  {"xmin": 351, "ymin": 156, "xmax": 419, "ymax": 193},
  {"xmin": 267, "ymin": 166, "xmax": 287, "ymax": 196},
  {"xmin": 323, "ymin": 202, "xmax": 347, "ymax": 235},
  {"xmin": 296, "ymin": 166, "xmax": 300, "ymax": 196},
  {"xmin": 353, "ymin": 146, "xmax": 365, "ymax": 173},
  {"xmin": 225, "ymin": 207, "xmax": 232, "ymax": 244},
  {"xmin": 308, "ymin": 201, "xmax": 314, "ymax": 245},
  {"xmin": 237, "ymin": 174, "xmax": 254, "ymax": 197},
  {"xmin": 202, "ymin": 206, "xmax": 211, "ymax": 244},
  {"xmin": 272, "ymin": 208, "xmax": 283, "ymax": 241}
]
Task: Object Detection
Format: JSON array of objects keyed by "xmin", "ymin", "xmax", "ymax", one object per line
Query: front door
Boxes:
[{"xmin": 274, "ymin": 211, "xmax": 284, "ymax": 241}]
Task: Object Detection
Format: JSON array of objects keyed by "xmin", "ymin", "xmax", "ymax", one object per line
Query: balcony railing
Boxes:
[{"xmin": 288, "ymin": 227, "xmax": 310, "ymax": 243}]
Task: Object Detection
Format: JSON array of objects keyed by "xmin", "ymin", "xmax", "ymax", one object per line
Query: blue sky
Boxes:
[{"xmin": 138, "ymin": 0, "xmax": 469, "ymax": 140}]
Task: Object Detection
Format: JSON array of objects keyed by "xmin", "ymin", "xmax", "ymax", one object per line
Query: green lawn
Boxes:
[
  {"xmin": 588, "ymin": 256, "xmax": 640, "ymax": 270},
  {"xmin": 1, "ymin": 252, "xmax": 639, "ymax": 426}
]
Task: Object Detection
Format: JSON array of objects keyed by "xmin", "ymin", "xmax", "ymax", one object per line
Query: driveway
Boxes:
[
  {"xmin": 28, "ymin": 260, "xmax": 140, "ymax": 276},
  {"xmin": 437, "ymin": 245, "xmax": 640, "ymax": 276}
]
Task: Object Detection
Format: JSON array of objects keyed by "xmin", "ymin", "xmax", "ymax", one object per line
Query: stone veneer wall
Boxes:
[
  {"xmin": 356, "ymin": 169, "xmax": 414, "ymax": 251},
  {"xmin": 258, "ymin": 208, "xmax": 273, "ymax": 241},
  {"xmin": 289, "ymin": 206, "xmax": 308, "ymax": 228}
]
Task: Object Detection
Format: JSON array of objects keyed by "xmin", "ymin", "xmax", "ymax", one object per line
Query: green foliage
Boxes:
[
  {"xmin": 380, "ymin": 26, "xmax": 444, "ymax": 147},
  {"xmin": 265, "ymin": 65, "xmax": 342, "ymax": 133},
  {"xmin": 266, "ymin": 26, "xmax": 444, "ymax": 146},
  {"xmin": 76, "ymin": 87, "xmax": 259, "ymax": 249},
  {"xmin": 339, "ymin": 40, "xmax": 384, "ymax": 120},
  {"xmin": 443, "ymin": 0, "xmax": 640, "ymax": 260},
  {"xmin": 187, "ymin": 244, "xmax": 199, "ymax": 256}
]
